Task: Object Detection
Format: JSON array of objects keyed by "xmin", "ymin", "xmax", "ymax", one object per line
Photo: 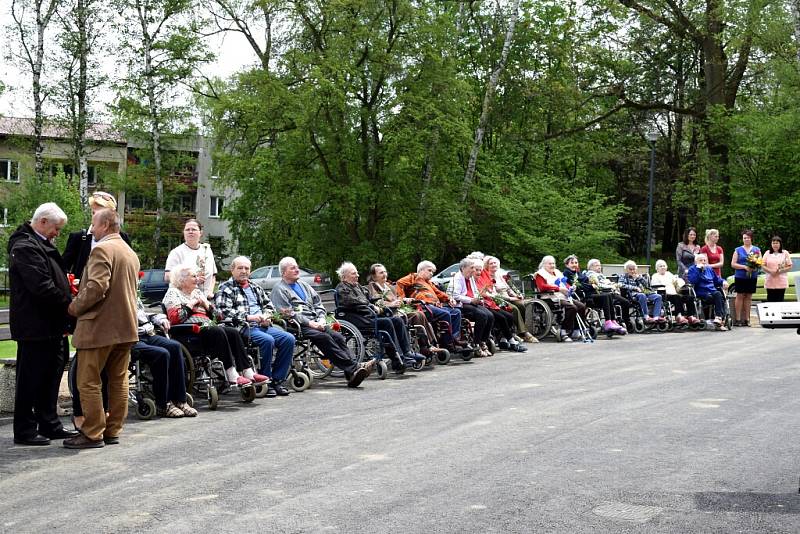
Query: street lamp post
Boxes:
[{"xmin": 645, "ymin": 131, "xmax": 659, "ymax": 271}]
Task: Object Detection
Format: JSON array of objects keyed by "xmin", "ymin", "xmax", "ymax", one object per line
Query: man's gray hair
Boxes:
[
  {"xmin": 695, "ymin": 253, "xmax": 708, "ymax": 264},
  {"xmin": 336, "ymin": 261, "xmax": 357, "ymax": 281},
  {"xmin": 417, "ymin": 260, "xmax": 436, "ymax": 273},
  {"xmin": 623, "ymin": 260, "xmax": 637, "ymax": 270},
  {"xmin": 587, "ymin": 259, "xmax": 601, "ymax": 270},
  {"xmin": 171, "ymin": 265, "xmax": 196, "ymax": 288},
  {"xmin": 278, "ymin": 256, "xmax": 297, "ymax": 275},
  {"xmin": 231, "ymin": 256, "xmax": 251, "ymax": 269},
  {"xmin": 32, "ymin": 202, "xmax": 67, "ymax": 224}
]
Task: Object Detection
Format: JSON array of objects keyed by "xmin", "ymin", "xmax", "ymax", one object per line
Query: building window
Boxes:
[
  {"xmin": 209, "ymin": 196, "xmax": 223, "ymax": 218},
  {"xmin": 1, "ymin": 160, "xmax": 20, "ymax": 182},
  {"xmin": 0, "ymin": 206, "xmax": 8, "ymax": 227},
  {"xmin": 172, "ymin": 193, "xmax": 195, "ymax": 213},
  {"xmin": 126, "ymin": 195, "xmax": 147, "ymax": 210},
  {"xmin": 48, "ymin": 163, "xmax": 96, "ymax": 185}
]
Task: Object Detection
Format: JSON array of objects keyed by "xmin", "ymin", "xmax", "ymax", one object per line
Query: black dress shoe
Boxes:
[
  {"xmin": 44, "ymin": 427, "xmax": 80, "ymax": 439},
  {"xmin": 264, "ymin": 385, "xmax": 278, "ymax": 398},
  {"xmin": 103, "ymin": 436, "xmax": 120, "ymax": 445},
  {"xmin": 14, "ymin": 435, "xmax": 51, "ymax": 446}
]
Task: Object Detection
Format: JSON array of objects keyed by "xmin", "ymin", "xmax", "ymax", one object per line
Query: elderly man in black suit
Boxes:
[{"xmin": 8, "ymin": 203, "xmax": 79, "ymax": 446}]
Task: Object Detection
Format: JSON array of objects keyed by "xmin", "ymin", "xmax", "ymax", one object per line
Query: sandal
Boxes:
[
  {"xmin": 176, "ymin": 402, "xmax": 198, "ymax": 417},
  {"xmin": 157, "ymin": 402, "xmax": 185, "ymax": 418}
]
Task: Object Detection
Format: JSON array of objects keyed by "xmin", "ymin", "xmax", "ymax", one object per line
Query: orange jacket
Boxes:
[{"xmin": 396, "ymin": 273, "xmax": 449, "ymax": 304}]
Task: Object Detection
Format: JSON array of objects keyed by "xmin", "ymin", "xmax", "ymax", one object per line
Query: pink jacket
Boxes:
[{"xmin": 763, "ymin": 251, "xmax": 792, "ymax": 289}]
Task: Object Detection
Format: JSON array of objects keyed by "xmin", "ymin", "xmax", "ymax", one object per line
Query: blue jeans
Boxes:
[
  {"xmin": 247, "ymin": 325, "xmax": 295, "ymax": 382},
  {"xmin": 633, "ymin": 293, "xmax": 662, "ymax": 318},
  {"xmin": 425, "ymin": 305, "xmax": 461, "ymax": 342}
]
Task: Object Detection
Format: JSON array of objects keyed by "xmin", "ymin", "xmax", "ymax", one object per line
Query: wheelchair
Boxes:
[
  {"xmin": 684, "ymin": 284, "xmax": 733, "ymax": 331},
  {"xmin": 167, "ymin": 322, "xmax": 262, "ymax": 410},
  {"xmin": 418, "ymin": 302, "xmax": 478, "ymax": 361},
  {"xmin": 523, "ymin": 274, "xmax": 573, "ymax": 342},
  {"xmin": 67, "ymin": 341, "xmax": 195, "ymax": 420}
]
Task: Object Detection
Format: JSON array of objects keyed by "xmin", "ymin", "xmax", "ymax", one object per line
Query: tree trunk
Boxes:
[
  {"xmin": 461, "ymin": 0, "xmax": 520, "ymax": 202},
  {"xmin": 793, "ymin": 0, "xmax": 800, "ymax": 66},
  {"xmin": 75, "ymin": 0, "xmax": 89, "ymax": 208}
]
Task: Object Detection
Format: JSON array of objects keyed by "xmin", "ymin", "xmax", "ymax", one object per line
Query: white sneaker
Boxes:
[
  {"xmin": 560, "ymin": 330, "xmax": 572, "ymax": 342},
  {"xmin": 571, "ymin": 330, "xmax": 584, "ymax": 341}
]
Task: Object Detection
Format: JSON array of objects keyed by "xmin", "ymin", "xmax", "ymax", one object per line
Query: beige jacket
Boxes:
[{"xmin": 69, "ymin": 234, "xmax": 140, "ymax": 349}]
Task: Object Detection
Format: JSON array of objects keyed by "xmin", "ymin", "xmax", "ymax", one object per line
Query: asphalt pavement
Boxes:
[{"xmin": 1, "ymin": 327, "xmax": 799, "ymax": 533}]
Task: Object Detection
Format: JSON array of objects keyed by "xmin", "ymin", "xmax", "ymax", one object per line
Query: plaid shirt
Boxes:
[{"xmin": 215, "ymin": 278, "xmax": 275, "ymax": 326}]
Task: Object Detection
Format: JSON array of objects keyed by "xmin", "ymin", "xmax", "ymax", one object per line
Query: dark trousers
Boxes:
[
  {"xmin": 302, "ymin": 325, "xmax": 358, "ymax": 376},
  {"xmin": 700, "ymin": 291, "xmax": 726, "ymax": 318},
  {"xmin": 586, "ymin": 293, "xmax": 613, "ymax": 321},
  {"xmin": 377, "ymin": 316, "xmax": 414, "ymax": 356},
  {"xmin": 612, "ymin": 294, "xmax": 631, "ymax": 325},
  {"xmin": 766, "ymin": 288, "xmax": 786, "ymax": 302},
  {"xmin": 200, "ymin": 325, "xmax": 249, "ymax": 371},
  {"xmin": 489, "ymin": 308, "xmax": 515, "ymax": 340},
  {"xmin": 461, "ymin": 304, "xmax": 494, "ymax": 342},
  {"xmin": 133, "ymin": 335, "xmax": 187, "ymax": 409},
  {"xmin": 664, "ymin": 294, "xmax": 697, "ymax": 316},
  {"xmin": 14, "ymin": 338, "xmax": 66, "ymax": 439}
]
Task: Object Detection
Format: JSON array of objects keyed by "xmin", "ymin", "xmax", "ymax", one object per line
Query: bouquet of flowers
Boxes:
[
  {"xmin": 325, "ymin": 313, "xmax": 341, "ymax": 332},
  {"xmin": 489, "ymin": 294, "xmax": 510, "ymax": 310},
  {"xmin": 746, "ymin": 252, "xmax": 763, "ymax": 277}
]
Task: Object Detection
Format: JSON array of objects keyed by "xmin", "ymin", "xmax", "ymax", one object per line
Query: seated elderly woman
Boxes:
[
  {"xmin": 335, "ymin": 262, "xmax": 423, "ymax": 372},
  {"xmin": 396, "ymin": 261, "xmax": 465, "ymax": 347},
  {"xmin": 650, "ymin": 259, "xmax": 699, "ymax": 326},
  {"xmin": 687, "ymin": 253, "xmax": 729, "ymax": 330},
  {"xmin": 619, "ymin": 260, "xmax": 665, "ymax": 324},
  {"xmin": 534, "ymin": 255, "xmax": 588, "ymax": 342},
  {"xmin": 162, "ymin": 265, "xmax": 268, "ymax": 388},
  {"xmin": 563, "ymin": 255, "xmax": 626, "ymax": 335},
  {"xmin": 481, "ymin": 256, "xmax": 537, "ymax": 343},
  {"xmin": 584, "ymin": 259, "xmax": 631, "ymax": 331},
  {"xmin": 474, "ymin": 260, "xmax": 527, "ymax": 352},
  {"xmin": 448, "ymin": 258, "xmax": 494, "ymax": 357},
  {"xmin": 367, "ymin": 263, "xmax": 438, "ymax": 350}
]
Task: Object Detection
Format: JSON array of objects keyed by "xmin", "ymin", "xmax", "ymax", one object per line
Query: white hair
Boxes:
[
  {"xmin": 231, "ymin": 256, "xmax": 251, "ymax": 269},
  {"xmin": 336, "ymin": 261, "xmax": 357, "ymax": 280},
  {"xmin": 655, "ymin": 259, "xmax": 668, "ymax": 270},
  {"xmin": 279, "ymin": 256, "xmax": 297, "ymax": 275},
  {"xmin": 586, "ymin": 259, "xmax": 601, "ymax": 270},
  {"xmin": 484, "ymin": 256, "xmax": 500, "ymax": 267},
  {"xmin": 623, "ymin": 260, "xmax": 637, "ymax": 270},
  {"xmin": 417, "ymin": 260, "xmax": 436, "ymax": 273},
  {"xmin": 32, "ymin": 202, "xmax": 67, "ymax": 224},
  {"xmin": 695, "ymin": 253, "xmax": 708, "ymax": 263},
  {"xmin": 466, "ymin": 251, "xmax": 484, "ymax": 260},
  {"xmin": 171, "ymin": 265, "xmax": 196, "ymax": 288},
  {"xmin": 538, "ymin": 255, "xmax": 555, "ymax": 270},
  {"xmin": 459, "ymin": 257, "xmax": 474, "ymax": 271}
]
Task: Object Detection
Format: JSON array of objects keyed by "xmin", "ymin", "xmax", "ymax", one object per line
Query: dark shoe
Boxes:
[
  {"xmin": 14, "ymin": 435, "xmax": 51, "ymax": 446},
  {"xmin": 103, "ymin": 436, "xmax": 120, "ymax": 445},
  {"xmin": 347, "ymin": 361, "xmax": 374, "ymax": 388},
  {"xmin": 43, "ymin": 427, "xmax": 80, "ymax": 440},
  {"xmin": 392, "ymin": 360, "xmax": 407, "ymax": 374},
  {"xmin": 511, "ymin": 343, "xmax": 527, "ymax": 352},
  {"xmin": 264, "ymin": 385, "xmax": 279, "ymax": 398},
  {"xmin": 63, "ymin": 433, "xmax": 104, "ymax": 449},
  {"xmin": 272, "ymin": 383, "xmax": 290, "ymax": 396},
  {"xmin": 498, "ymin": 340, "xmax": 511, "ymax": 350}
]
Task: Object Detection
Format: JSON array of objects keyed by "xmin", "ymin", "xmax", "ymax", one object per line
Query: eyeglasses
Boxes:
[{"xmin": 92, "ymin": 192, "xmax": 114, "ymax": 201}]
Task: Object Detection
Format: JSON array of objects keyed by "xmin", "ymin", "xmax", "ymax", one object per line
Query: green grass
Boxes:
[{"xmin": 0, "ymin": 340, "xmax": 16, "ymax": 359}]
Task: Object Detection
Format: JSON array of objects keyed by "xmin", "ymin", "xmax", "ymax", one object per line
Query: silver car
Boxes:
[{"xmin": 250, "ymin": 265, "xmax": 332, "ymax": 292}]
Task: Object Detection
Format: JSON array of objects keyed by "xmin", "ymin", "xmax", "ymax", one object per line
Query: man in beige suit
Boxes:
[{"xmin": 64, "ymin": 208, "xmax": 140, "ymax": 449}]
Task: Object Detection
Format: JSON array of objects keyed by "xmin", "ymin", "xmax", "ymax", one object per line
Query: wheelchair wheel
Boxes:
[
  {"xmin": 301, "ymin": 368, "xmax": 314, "ymax": 386},
  {"xmin": 289, "ymin": 370, "xmax": 311, "ymax": 392},
  {"xmin": 338, "ymin": 320, "xmax": 366, "ymax": 363},
  {"xmin": 240, "ymin": 385, "xmax": 256, "ymax": 403},
  {"xmin": 724, "ymin": 315, "xmax": 732, "ymax": 330},
  {"xmin": 525, "ymin": 299, "xmax": 553, "ymax": 340},
  {"xmin": 656, "ymin": 321, "xmax": 670, "ymax": 332},
  {"xmin": 136, "ymin": 397, "xmax": 156, "ymax": 420},
  {"xmin": 435, "ymin": 349, "xmax": 451, "ymax": 365},
  {"xmin": 411, "ymin": 359, "xmax": 425, "ymax": 371},
  {"xmin": 181, "ymin": 345, "xmax": 195, "ymax": 394},
  {"xmin": 207, "ymin": 386, "xmax": 219, "ymax": 410},
  {"xmin": 254, "ymin": 384, "xmax": 269, "ymax": 398},
  {"xmin": 486, "ymin": 338, "xmax": 497, "ymax": 354},
  {"xmin": 632, "ymin": 318, "xmax": 646, "ymax": 333},
  {"xmin": 376, "ymin": 360, "xmax": 388, "ymax": 379},
  {"xmin": 184, "ymin": 393, "xmax": 194, "ymax": 407}
]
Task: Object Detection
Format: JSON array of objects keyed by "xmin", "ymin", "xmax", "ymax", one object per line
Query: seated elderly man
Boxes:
[
  {"xmin": 271, "ymin": 257, "xmax": 374, "ymax": 387},
  {"xmin": 216, "ymin": 256, "xmax": 296, "ymax": 396},
  {"xmin": 687, "ymin": 253, "xmax": 729, "ymax": 330},
  {"xmin": 335, "ymin": 262, "xmax": 424, "ymax": 373},
  {"xmin": 619, "ymin": 260, "xmax": 665, "ymax": 324},
  {"xmin": 396, "ymin": 260, "xmax": 465, "ymax": 347}
]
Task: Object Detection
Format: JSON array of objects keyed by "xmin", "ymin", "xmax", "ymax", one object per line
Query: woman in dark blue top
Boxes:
[{"xmin": 729, "ymin": 229, "xmax": 761, "ymax": 327}]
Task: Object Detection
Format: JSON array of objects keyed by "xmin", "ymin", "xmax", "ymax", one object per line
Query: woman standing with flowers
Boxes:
[
  {"xmin": 730, "ymin": 230, "xmax": 761, "ymax": 326},
  {"xmin": 165, "ymin": 219, "xmax": 217, "ymax": 299},
  {"xmin": 762, "ymin": 236, "xmax": 793, "ymax": 302}
]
